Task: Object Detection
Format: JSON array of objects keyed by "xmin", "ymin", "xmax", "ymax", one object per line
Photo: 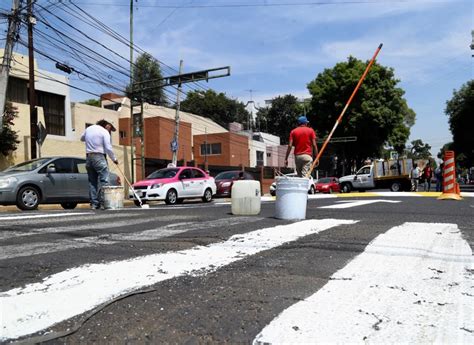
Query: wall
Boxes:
[
  {"xmin": 193, "ymin": 132, "xmax": 249, "ymax": 167},
  {"xmin": 249, "ymin": 139, "xmax": 267, "ymax": 167}
]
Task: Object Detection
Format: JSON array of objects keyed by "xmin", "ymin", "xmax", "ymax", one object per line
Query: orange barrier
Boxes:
[{"xmin": 438, "ymin": 150, "xmax": 462, "ymax": 200}]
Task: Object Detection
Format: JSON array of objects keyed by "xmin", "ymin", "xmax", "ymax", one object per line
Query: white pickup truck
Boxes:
[{"xmin": 339, "ymin": 159, "xmax": 416, "ymax": 193}]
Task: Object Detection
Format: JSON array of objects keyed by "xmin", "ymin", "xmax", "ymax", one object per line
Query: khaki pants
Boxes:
[{"xmin": 295, "ymin": 154, "xmax": 313, "ymax": 177}]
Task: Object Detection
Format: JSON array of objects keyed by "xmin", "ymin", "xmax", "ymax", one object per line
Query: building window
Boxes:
[
  {"xmin": 119, "ymin": 130, "xmax": 127, "ymax": 139},
  {"xmin": 266, "ymin": 153, "xmax": 272, "ymax": 158},
  {"xmin": 6, "ymin": 77, "xmax": 28, "ymax": 103},
  {"xmin": 37, "ymin": 90, "xmax": 65, "ymax": 136},
  {"xmin": 200, "ymin": 143, "xmax": 222, "ymax": 155},
  {"xmin": 256, "ymin": 150, "xmax": 264, "ymax": 166},
  {"xmin": 85, "ymin": 123, "xmax": 93, "ymax": 128},
  {"xmin": 104, "ymin": 103, "xmax": 121, "ymax": 111}
]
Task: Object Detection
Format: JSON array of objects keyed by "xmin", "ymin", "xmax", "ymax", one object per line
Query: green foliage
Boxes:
[
  {"xmin": 82, "ymin": 99, "xmax": 100, "ymax": 107},
  {"xmin": 408, "ymin": 139, "xmax": 432, "ymax": 160},
  {"xmin": 180, "ymin": 90, "xmax": 250, "ymax": 128},
  {"xmin": 307, "ymin": 56, "xmax": 415, "ymax": 161},
  {"xmin": 445, "ymin": 80, "xmax": 474, "ymax": 168},
  {"xmin": 126, "ymin": 53, "xmax": 167, "ymax": 106},
  {"xmin": 255, "ymin": 95, "xmax": 302, "ymax": 145},
  {"xmin": 0, "ymin": 103, "xmax": 20, "ymax": 156}
]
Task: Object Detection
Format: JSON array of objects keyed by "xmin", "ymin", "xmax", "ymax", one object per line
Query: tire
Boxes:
[
  {"xmin": 202, "ymin": 188, "xmax": 213, "ymax": 203},
  {"xmin": 16, "ymin": 186, "xmax": 41, "ymax": 211},
  {"xmin": 390, "ymin": 182, "xmax": 401, "ymax": 192},
  {"xmin": 165, "ymin": 189, "xmax": 178, "ymax": 205},
  {"xmin": 341, "ymin": 183, "xmax": 352, "ymax": 193},
  {"xmin": 176, "ymin": 198, "xmax": 184, "ymax": 204},
  {"xmin": 61, "ymin": 202, "xmax": 77, "ymax": 210},
  {"xmin": 308, "ymin": 185, "xmax": 315, "ymax": 195}
]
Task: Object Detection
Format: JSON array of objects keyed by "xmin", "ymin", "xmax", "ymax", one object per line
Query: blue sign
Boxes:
[{"xmin": 170, "ymin": 139, "xmax": 178, "ymax": 152}]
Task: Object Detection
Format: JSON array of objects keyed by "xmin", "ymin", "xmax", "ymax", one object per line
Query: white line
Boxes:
[
  {"xmin": 0, "ymin": 217, "xmax": 264, "ymax": 260},
  {"xmin": 0, "ymin": 218, "xmax": 356, "ymax": 341},
  {"xmin": 444, "ymin": 174, "xmax": 454, "ymax": 183},
  {"xmin": 0, "ymin": 212, "xmax": 91, "ymax": 221},
  {"xmin": 319, "ymin": 199, "xmax": 400, "ymax": 209},
  {"xmin": 254, "ymin": 222, "xmax": 473, "ymax": 344}
]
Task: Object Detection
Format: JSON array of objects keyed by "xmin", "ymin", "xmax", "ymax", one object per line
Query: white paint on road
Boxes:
[
  {"xmin": 318, "ymin": 199, "xmax": 401, "ymax": 209},
  {"xmin": 0, "ymin": 217, "xmax": 264, "ymax": 260},
  {"xmin": 254, "ymin": 222, "xmax": 474, "ymax": 344},
  {"xmin": 0, "ymin": 212, "xmax": 91, "ymax": 221},
  {"xmin": 0, "ymin": 218, "xmax": 355, "ymax": 341}
]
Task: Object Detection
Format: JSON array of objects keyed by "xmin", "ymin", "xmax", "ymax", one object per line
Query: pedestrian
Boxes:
[
  {"xmin": 422, "ymin": 163, "xmax": 433, "ymax": 191},
  {"xmin": 435, "ymin": 163, "xmax": 444, "ymax": 192},
  {"xmin": 410, "ymin": 163, "xmax": 421, "ymax": 192},
  {"xmin": 80, "ymin": 119, "xmax": 119, "ymax": 209},
  {"xmin": 284, "ymin": 115, "xmax": 319, "ymax": 177}
]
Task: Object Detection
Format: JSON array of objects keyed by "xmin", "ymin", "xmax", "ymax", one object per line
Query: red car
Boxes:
[
  {"xmin": 214, "ymin": 170, "xmax": 255, "ymax": 197},
  {"xmin": 315, "ymin": 177, "xmax": 340, "ymax": 193}
]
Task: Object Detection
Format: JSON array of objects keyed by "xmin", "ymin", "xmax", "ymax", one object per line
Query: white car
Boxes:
[
  {"xmin": 269, "ymin": 173, "xmax": 315, "ymax": 196},
  {"xmin": 130, "ymin": 167, "xmax": 216, "ymax": 205}
]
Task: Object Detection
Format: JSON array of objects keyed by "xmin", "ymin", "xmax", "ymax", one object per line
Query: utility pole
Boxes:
[
  {"xmin": 204, "ymin": 127, "xmax": 208, "ymax": 171},
  {"xmin": 171, "ymin": 60, "xmax": 183, "ymax": 166},
  {"xmin": 0, "ymin": 0, "xmax": 21, "ymax": 133},
  {"xmin": 129, "ymin": 0, "xmax": 135, "ymax": 182},
  {"xmin": 27, "ymin": 0, "xmax": 38, "ymax": 159}
]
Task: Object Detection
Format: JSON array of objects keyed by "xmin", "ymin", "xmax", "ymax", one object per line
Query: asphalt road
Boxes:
[{"xmin": 1, "ymin": 195, "xmax": 473, "ymax": 344}]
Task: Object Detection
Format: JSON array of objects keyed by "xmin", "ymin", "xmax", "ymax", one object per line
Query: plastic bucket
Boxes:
[
  {"xmin": 275, "ymin": 176, "xmax": 308, "ymax": 220},
  {"xmin": 103, "ymin": 186, "xmax": 124, "ymax": 210},
  {"xmin": 231, "ymin": 180, "xmax": 261, "ymax": 215}
]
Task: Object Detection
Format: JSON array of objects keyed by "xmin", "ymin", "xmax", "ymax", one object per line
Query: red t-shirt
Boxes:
[{"xmin": 289, "ymin": 126, "xmax": 316, "ymax": 155}]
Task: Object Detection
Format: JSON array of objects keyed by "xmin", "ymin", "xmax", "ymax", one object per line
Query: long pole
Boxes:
[
  {"xmin": 28, "ymin": 0, "xmax": 37, "ymax": 159},
  {"xmin": 306, "ymin": 43, "xmax": 383, "ymax": 177},
  {"xmin": 171, "ymin": 60, "xmax": 183, "ymax": 166},
  {"xmin": 129, "ymin": 0, "xmax": 135, "ymax": 182}
]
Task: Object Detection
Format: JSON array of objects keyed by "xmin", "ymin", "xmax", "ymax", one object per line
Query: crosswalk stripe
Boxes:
[
  {"xmin": 0, "ymin": 217, "xmax": 264, "ymax": 260},
  {"xmin": 0, "ymin": 218, "xmax": 356, "ymax": 341},
  {"xmin": 0, "ymin": 212, "xmax": 91, "ymax": 221},
  {"xmin": 253, "ymin": 222, "xmax": 473, "ymax": 344}
]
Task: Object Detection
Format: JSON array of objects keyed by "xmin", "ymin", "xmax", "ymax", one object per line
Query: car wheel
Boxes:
[
  {"xmin": 390, "ymin": 182, "xmax": 401, "ymax": 192},
  {"xmin": 16, "ymin": 186, "xmax": 41, "ymax": 211},
  {"xmin": 309, "ymin": 185, "xmax": 315, "ymax": 195},
  {"xmin": 202, "ymin": 188, "xmax": 213, "ymax": 203},
  {"xmin": 61, "ymin": 202, "xmax": 77, "ymax": 210},
  {"xmin": 341, "ymin": 183, "xmax": 352, "ymax": 193},
  {"xmin": 165, "ymin": 189, "xmax": 178, "ymax": 205}
]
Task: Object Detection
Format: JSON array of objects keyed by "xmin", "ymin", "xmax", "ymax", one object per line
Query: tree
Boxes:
[
  {"xmin": 445, "ymin": 80, "xmax": 474, "ymax": 168},
  {"xmin": 255, "ymin": 95, "xmax": 303, "ymax": 144},
  {"xmin": 0, "ymin": 103, "xmax": 19, "ymax": 156},
  {"xmin": 180, "ymin": 90, "xmax": 250, "ymax": 128},
  {"xmin": 126, "ymin": 53, "xmax": 167, "ymax": 106},
  {"xmin": 307, "ymin": 56, "xmax": 415, "ymax": 164},
  {"xmin": 408, "ymin": 139, "xmax": 432, "ymax": 160},
  {"xmin": 82, "ymin": 99, "xmax": 100, "ymax": 107}
]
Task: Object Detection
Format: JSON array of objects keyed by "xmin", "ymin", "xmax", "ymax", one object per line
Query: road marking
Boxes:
[
  {"xmin": 0, "ymin": 212, "xmax": 91, "ymax": 221},
  {"xmin": 319, "ymin": 199, "xmax": 401, "ymax": 209},
  {"xmin": 253, "ymin": 222, "xmax": 473, "ymax": 344},
  {"xmin": 0, "ymin": 218, "xmax": 356, "ymax": 341},
  {"xmin": 0, "ymin": 217, "xmax": 264, "ymax": 260}
]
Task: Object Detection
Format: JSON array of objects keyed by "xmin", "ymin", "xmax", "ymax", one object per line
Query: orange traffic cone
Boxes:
[{"xmin": 438, "ymin": 150, "xmax": 462, "ymax": 200}]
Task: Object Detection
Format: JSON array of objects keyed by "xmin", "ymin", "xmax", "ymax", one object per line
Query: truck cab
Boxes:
[{"xmin": 339, "ymin": 165, "xmax": 375, "ymax": 193}]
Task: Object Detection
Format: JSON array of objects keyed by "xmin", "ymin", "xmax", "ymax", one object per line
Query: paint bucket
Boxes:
[
  {"xmin": 231, "ymin": 180, "xmax": 261, "ymax": 215},
  {"xmin": 103, "ymin": 186, "xmax": 124, "ymax": 210},
  {"xmin": 275, "ymin": 176, "xmax": 308, "ymax": 220}
]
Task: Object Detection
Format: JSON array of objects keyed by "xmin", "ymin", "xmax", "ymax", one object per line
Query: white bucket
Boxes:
[
  {"xmin": 275, "ymin": 176, "xmax": 308, "ymax": 220},
  {"xmin": 103, "ymin": 186, "xmax": 124, "ymax": 210},
  {"xmin": 231, "ymin": 180, "xmax": 261, "ymax": 216}
]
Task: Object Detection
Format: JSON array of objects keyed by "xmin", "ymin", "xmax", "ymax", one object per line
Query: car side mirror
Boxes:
[
  {"xmin": 47, "ymin": 166, "xmax": 56, "ymax": 174},
  {"xmin": 353, "ymin": 175, "xmax": 357, "ymax": 180}
]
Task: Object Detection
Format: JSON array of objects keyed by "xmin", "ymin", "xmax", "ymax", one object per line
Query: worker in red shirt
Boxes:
[{"xmin": 284, "ymin": 116, "xmax": 319, "ymax": 177}]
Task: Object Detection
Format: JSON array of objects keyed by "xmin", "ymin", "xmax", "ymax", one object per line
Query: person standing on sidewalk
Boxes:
[
  {"xmin": 81, "ymin": 119, "xmax": 119, "ymax": 209},
  {"xmin": 422, "ymin": 162, "xmax": 433, "ymax": 191},
  {"xmin": 435, "ymin": 163, "xmax": 444, "ymax": 192},
  {"xmin": 410, "ymin": 163, "xmax": 421, "ymax": 192},
  {"xmin": 284, "ymin": 116, "xmax": 319, "ymax": 177}
]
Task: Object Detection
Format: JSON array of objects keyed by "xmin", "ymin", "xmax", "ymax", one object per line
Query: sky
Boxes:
[{"xmin": 2, "ymin": 0, "xmax": 473, "ymax": 157}]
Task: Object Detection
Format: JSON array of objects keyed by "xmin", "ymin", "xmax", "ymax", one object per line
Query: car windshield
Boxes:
[
  {"xmin": 3, "ymin": 158, "xmax": 51, "ymax": 172},
  {"xmin": 146, "ymin": 168, "xmax": 179, "ymax": 179},
  {"xmin": 215, "ymin": 171, "xmax": 239, "ymax": 180},
  {"xmin": 318, "ymin": 178, "xmax": 332, "ymax": 183}
]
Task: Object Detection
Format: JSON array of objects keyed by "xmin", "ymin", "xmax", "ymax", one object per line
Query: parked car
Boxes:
[
  {"xmin": 214, "ymin": 170, "xmax": 255, "ymax": 197},
  {"xmin": 315, "ymin": 177, "xmax": 340, "ymax": 193},
  {"xmin": 129, "ymin": 166, "xmax": 216, "ymax": 205},
  {"xmin": 0, "ymin": 157, "xmax": 121, "ymax": 210},
  {"xmin": 269, "ymin": 173, "xmax": 315, "ymax": 196}
]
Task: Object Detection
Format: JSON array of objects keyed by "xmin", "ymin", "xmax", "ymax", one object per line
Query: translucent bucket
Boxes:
[
  {"xmin": 231, "ymin": 180, "xmax": 261, "ymax": 216},
  {"xmin": 275, "ymin": 176, "xmax": 308, "ymax": 220},
  {"xmin": 103, "ymin": 186, "xmax": 124, "ymax": 210}
]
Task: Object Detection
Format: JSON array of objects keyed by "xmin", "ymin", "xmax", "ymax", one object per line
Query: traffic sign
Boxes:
[
  {"xmin": 37, "ymin": 122, "xmax": 47, "ymax": 146},
  {"xmin": 170, "ymin": 139, "xmax": 178, "ymax": 152}
]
